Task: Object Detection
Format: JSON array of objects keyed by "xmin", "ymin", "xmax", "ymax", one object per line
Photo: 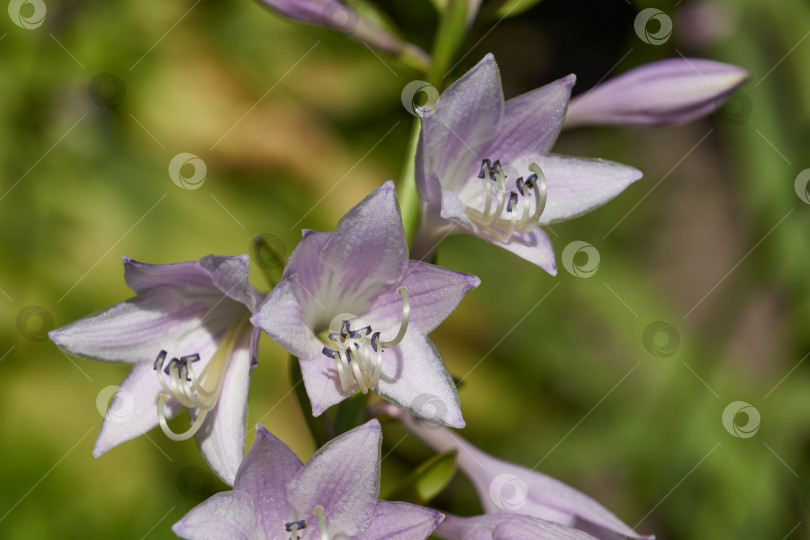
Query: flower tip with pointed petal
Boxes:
[{"xmin": 565, "ymin": 58, "xmax": 750, "ymax": 128}]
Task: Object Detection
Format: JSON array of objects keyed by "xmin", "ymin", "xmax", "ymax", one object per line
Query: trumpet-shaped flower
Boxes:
[
  {"xmin": 413, "ymin": 53, "xmax": 642, "ymax": 274},
  {"xmin": 253, "ymin": 182, "xmax": 479, "ymax": 427},
  {"xmin": 50, "ymin": 255, "xmax": 261, "ymax": 485},
  {"xmin": 564, "ymin": 58, "xmax": 750, "ymax": 128},
  {"xmin": 173, "ymin": 420, "xmax": 443, "ymax": 540},
  {"xmin": 378, "ymin": 403, "xmax": 653, "ymax": 540}
]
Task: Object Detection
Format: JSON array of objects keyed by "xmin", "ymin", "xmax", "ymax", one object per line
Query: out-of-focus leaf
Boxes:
[
  {"xmin": 428, "ymin": 0, "xmax": 468, "ymax": 87},
  {"xmin": 481, "ymin": 0, "xmax": 543, "ymax": 21},
  {"xmin": 386, "ymin": 450, "xmax": 458, "ymax": 504},
  {"xmin": 251, "ymin": 233, "xmax": 288, "ymax": 288}
]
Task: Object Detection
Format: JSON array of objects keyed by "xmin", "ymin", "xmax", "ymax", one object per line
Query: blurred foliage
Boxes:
[{"xmin": 1, "ymin": 0, "xmax": 809, "ymax": 539}]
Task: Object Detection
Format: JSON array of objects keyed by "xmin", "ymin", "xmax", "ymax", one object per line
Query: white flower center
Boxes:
[
  {"xmin": 465, "ymin": 158, "xmax": 547, "ymax": 242},
  {"xmin": 320, "ymin": 287, "xmax": 410, "ymax": 394},
  {"xmin": 153, "ymin": 315, "xmax": 249, "ymax": 441},
  {"xmin": 285, "ymin": 505, "xmax": 331, "ymax": 540}
]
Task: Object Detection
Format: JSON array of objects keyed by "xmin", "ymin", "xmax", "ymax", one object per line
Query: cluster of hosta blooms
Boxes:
[{"xmin": 50, "ymin": 1, "xmax": 750, "ymax": 538}]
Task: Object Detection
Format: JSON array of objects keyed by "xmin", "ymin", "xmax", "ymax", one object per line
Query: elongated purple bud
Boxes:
[
  {"xmin": 256, "ymin": 0, "xmax": 430, "ymax": 68},
  {"xmin": 564, "ymin": 58, "xmax": 750, "ymax": 128}
]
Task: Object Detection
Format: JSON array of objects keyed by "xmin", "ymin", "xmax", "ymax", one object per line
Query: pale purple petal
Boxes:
[
  {"xmin": 481, "ymin": 228, "xmax": 557, "ymax": 275},
  {"xmin": 564, "ymin": 58, "xmax": 749, "ymax": 127},
  {"xmin": 435, "ymin": 513, "xmax": 597, "ymax": 540},
  {"xmin": 488, "ymin": 74, "xmax": 575, "ymax": 161},
  {"xmin": 257, "ymin": 0, "xmax": 336, "ymax": 25},
  {"xmin": 287, "ymin": 420, "xmax": 381, "ymax": 538},
  {"xmin": 49, "ymin": 288, "xmax": 243, "ymax": 365},
  {"xmin": 172, "ymin": 491, "xmax": 262, "ymax": 540},
  {"xmin": 375, "ymin": 335, "xmax": 464, "ymax": 428},
  {"xmin": 365, "ymin": 260, "xmax": 480, "ymax": 335},
  {"xmin": 198, "ymin": 255, "xmax": 256, "ymax": 310},
  {"xmin": 355, "ymin": 501, "xmax": 443, "ymax": 540},
  {"xmin": 298, "ymin": 349, "xmax": 353, "ymax": 416},
  {"xmin": 422, "ymin": 54, "xmax": 504, "ymax": 191},
  {"xmin": 194, "ymin": 331, "xmax": 253, "ymax": 486},
  {"xmin": 93, "ymin": 363, "xmax": 184, "ymax": 457},
  {"xmin": 234, "ymin": 425, "xmax": 304, "ymax": 533},
  {"xmin": 318, "ymin": 182, "xmax": 408, "ymax": 314},
  {"xmin": 533, "ymin": 155, "xmax": 643, "ymax": 224},
  {"xmin": 253, "ymin": 280, "xmax": 315, "ymax": 360}
]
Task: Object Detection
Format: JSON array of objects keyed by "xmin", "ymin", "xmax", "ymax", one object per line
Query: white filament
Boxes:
[
  {"xmin": 466, "ymin": 160, "xmax": 548, "ymax": 243},
  {"xmin": 323, "ymin": 287, "xmax": 409, "ymax": 394},
  {"xmin": 155, "ymin": 315, "xmax": 249, "ymax": 441}
]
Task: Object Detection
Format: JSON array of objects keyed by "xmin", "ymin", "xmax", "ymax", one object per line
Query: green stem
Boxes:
[
  {"xmin": 426, "ymin": 0, "xmax": 468, "ymax": 89},
  {"xmin": 398, "ymin": 118, "xmax": 423, "ymax": 247},
  {"xmin": 289, "ymin": 355, "xmax": 331, "ymax": 447}
]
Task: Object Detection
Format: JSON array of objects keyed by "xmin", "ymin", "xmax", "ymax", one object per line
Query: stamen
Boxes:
[
  {"xmin": 285, "ymin": 519, "xmax": 306, "ymax": 539},
  {"xmin": 466, "ymin": 158, "xmax": 549, "ymax": 242},
  {"xmin": 153, "ymin": 315, "xmax": 249, "ymax": 441},
  {"xmin": 313, "ymin": 505, "xmax": 329, "ymax": 540},
  {"xmin": 320, "ymin": 287, "xmax": 410, "ymax": 394}
]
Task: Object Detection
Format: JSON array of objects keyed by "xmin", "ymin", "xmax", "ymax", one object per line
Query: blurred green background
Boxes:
[{"xmin": 1, "ymin": 0, "xmax": 809, "ymax": 538}]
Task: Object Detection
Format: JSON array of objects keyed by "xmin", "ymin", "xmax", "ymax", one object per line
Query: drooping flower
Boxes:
[
  {"xmin": 256, "ymin": 0, "xmax": 430, "ymax": 68},
  {"xmin": 377, "ymin": 403, "xmax": 654, "ymax": 540},
  {"xmin": 173, "ymin": 420, "xmax": 443, "ymax": 540},
  {"xmin": 50, "ymin": 255, "xmax": 261, "ymax": 485},
  {"xmin": 563, "ymin": 58, "xmax": 750, "ymax": 128},
  {"xmin": 253, "ymin": 181, "xmax": 479, "ymax": 428},
  {"xmin": 413, "ymin": 53, "xmax": 643, "ymax": 273},
  {"xmin": 435, "ymin": 513, "xmax": 597, "ymax": 540}
]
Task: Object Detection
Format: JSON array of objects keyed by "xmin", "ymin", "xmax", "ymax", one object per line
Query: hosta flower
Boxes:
[
  {"xmin": 379, "ymin": 403, "xmax": 653, "ymax": 540},
  {"xmin": 413, "ymin": 53, "xmax": 642, "ymax": 274},
  {"xmin": 173, "ymin": 420, "xmax": 443, "ymax": 540},
  {"xmin": 436, "ymin": 513, "xmax": 597, "ymax": 540},
  {"xmin": 564, "ymin": 58, "xmax": 750, "ymax": 128},
  {"xmin": 50, "ymin": 255, "xmax": 261, "ymax": 484},
  {"xmin": 253, "ymin": 182, "xmax": 478, "ymax": 427}
]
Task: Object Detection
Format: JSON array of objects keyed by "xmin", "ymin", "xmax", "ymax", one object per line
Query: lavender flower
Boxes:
[
  {"xmin": 50, "ymin": 255, "xmax": 261, "ymax": 484},
  {"xmin": 173, "ymin": 420, "xmax": 443, "ymax": 539},
  {"xmin": 379, "ymin": 403, "xmax": 654, "ymax": 540},
  {"xmin": 253, "ymin": 182, "xmax": 479, "ymax": 427},
  {"xmin": 564, "ymin": 58, "xmax": 750, "ymax": 128},
  {"xmin": 413, "ymin": 53, "xmax": 642, "ymax": 273}
]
